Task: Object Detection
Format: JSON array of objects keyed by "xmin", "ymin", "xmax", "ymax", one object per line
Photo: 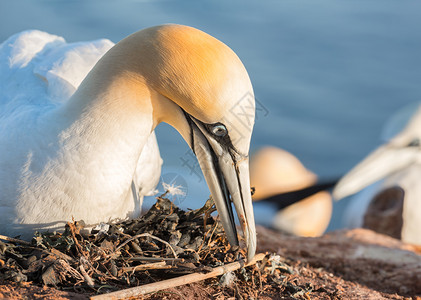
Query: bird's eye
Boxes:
[
  {"xmin": 211, "ymin": 124, "xmax": 228, "ymax": 137},
  {"xmin": 407, "ymin": 138, "xmax": 420, "ymax": 147}
]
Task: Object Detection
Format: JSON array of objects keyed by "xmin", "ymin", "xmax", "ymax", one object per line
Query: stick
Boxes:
[
  {"xmin": 121, "ymin": 261, "xmax": 171, "ymax": 273},
  {"xmin": 0, "ymin": 234, "xmax": 32, "ymax": 245},
  {"xmin": 80, "ymin": 264, "xmax": 95, "ymax": 288},
  {"xmin": 127, "ymin": 256, "xmax": 184, "ymax": 263},
  {"xmin": 90, "ymin": 253, "xmax": 266, "ymax": 299}
]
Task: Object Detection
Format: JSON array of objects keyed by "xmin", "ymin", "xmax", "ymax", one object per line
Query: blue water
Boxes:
[{"xmin": 2, "ymin": 0, "xmax": 421, "ymax": 230}]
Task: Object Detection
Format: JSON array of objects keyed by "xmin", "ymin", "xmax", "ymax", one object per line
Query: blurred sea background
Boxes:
[{"xmin": 1, "ymin": 0, "xmax": 420, "ymax": 231}]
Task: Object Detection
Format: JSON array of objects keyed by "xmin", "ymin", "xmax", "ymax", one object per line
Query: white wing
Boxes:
[{"xmin": 0, "ymin": 30, "xmax": 114, "ymax": 108}]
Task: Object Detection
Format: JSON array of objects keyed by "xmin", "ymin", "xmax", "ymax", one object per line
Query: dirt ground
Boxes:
[{"xmin": 1, "ymin": 226, "xmax": 420, "ymax": 299}]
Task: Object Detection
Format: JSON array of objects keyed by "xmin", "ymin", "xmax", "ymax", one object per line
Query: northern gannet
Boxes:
[
  {"xmin": 250, "ymin": 146, "xmax": 332, "ymax": 237},
  {"xmin": 333, "ymin": 103, "xmax": 421, "ymax": 244},
  {"xmin": 0, "ymin": 25, "xmax": 256, "ymax": 259}
]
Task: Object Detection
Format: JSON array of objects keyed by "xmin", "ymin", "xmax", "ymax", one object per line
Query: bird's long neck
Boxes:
[
  {"xmin": 63, "ymin": 29, "xmax": 190, "ymax": 141},
  {"xmin": 60, "ymin": 64, "xmax": 155, "ymax": 168}
]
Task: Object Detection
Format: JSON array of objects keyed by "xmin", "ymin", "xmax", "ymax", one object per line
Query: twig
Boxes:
[
  {"xmin": 91, "ymin": 253, "xmax": 266, "ymax": 299},
  {"xmin": 206, "ymin": 222, "xmax": 220, "ymax": 249},
  {"xmin": 127, "ymin": 256, "xmax": 184, "ymax": 263},
  {"xmin": 68, "ymin": 221, "xmax": 89, "ymax": 259},
  {"xmin": 80, "ymin": 264, "xmax": 95, "ymax": 288},
  {"xmin": 116, "ymin": 233, "xmax": 178, "ymax": 258},
  {"xmin": 0, "ymin": 234, "xmax": 32, "ymax": 246},
  {"xmin": 121, "ymin": 261, "xmax": 172, "ymax": 273}
]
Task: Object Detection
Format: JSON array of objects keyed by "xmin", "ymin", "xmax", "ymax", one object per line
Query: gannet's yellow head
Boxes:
[{"xmin": 108, "ymin": 24, "xmax": 256, "ymax": 259}]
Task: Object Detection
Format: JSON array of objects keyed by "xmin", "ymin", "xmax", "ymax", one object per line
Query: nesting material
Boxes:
[
  {"xmin": 219, "ymin": 271, "xmax": 237, "ymax": 287},
  {"xmin": 0, "ymin": 193, "xmax": 308, "ymax": 298}
]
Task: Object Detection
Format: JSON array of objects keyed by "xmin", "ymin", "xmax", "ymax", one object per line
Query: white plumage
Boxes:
[{"xmin": 0, "ymin": 30, "xmax": 162, "ymax": 237}]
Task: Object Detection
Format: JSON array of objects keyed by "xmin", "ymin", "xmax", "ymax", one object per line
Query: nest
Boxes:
[{"xmin": 0, "ymin": 194, "xmax": 311, "ymax": 299}]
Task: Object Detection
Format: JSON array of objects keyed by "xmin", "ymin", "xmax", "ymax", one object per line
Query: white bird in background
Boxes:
[
  {"xmin": 0, "ymin": 25, "xmax": 256, "ymax": 259},
  {"xmin": 250, "ymin": 146, "xmax": 332, "ymax": 237},
  {"xmin": 333, "ymin": 103, "xmax": 421, "ymax": 244}
]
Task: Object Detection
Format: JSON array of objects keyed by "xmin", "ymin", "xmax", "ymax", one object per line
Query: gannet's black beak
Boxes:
[{"xmin": 188, "ymin": 118, "xmax": 256, "ymax": 261}]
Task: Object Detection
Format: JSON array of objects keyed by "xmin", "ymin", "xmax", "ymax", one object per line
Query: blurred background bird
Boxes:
[
  {"xmin": 250, "ymin": 146, "xmax": 333, "ymax": 237},
  {"xmin": 334, "ymin": 103, "xmax": 421, "ymax": 244}
]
